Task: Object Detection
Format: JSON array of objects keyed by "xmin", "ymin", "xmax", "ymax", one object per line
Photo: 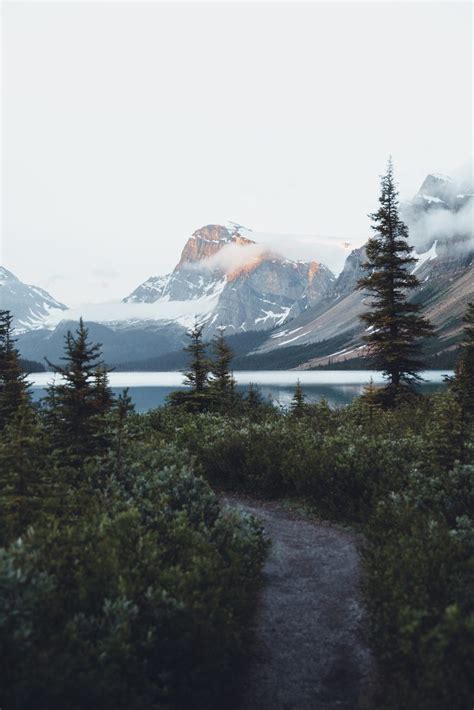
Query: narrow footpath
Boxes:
[{"xmin": 224, "ymin": 495, "xmax": 377, "ymax": 710}]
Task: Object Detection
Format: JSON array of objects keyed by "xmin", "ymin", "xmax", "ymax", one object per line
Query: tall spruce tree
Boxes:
[
  {"xmin": 45, "ymin": 318, "xmax": 114, "ymax": 460},
  {"xmin": 357, "ymin": 160, "xmax": 433, "ymax": 404},
  {"xmin": 0, "ymin": 310, "xmax": 31, "ymax": 431}
]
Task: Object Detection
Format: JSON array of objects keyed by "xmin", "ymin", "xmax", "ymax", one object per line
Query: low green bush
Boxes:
[
  {"xmin": 362, "ymin": 463, "xmax": 474, "ymax": 709},
  {"xmin": 0, "ymin": 447, "xmax": 268, "ymax": 710}
]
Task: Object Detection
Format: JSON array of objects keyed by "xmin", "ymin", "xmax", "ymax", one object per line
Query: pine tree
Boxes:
[
  {"xmin": 45, "ymin": 318, "xmax": 114, "ymax": 461},
  {"xmin": 360, "ymin": 377, "xmax": 382, "ymax": 428},
  {"xmin": 0, "ymin": 310, "xmax": 31, "ymax": 431},
  {"xmin": 290, "ymin": 380, "xmax": 306, "ymax": 417},
  {"xmin": 168, "ymin": 321, "xmax": 211, "ymax": 411},
  {"xmin": 428, "ymin": 391, "xmax": 463, "ymax": 472},
  {"xmin": 183, "ymin": 321, "xmax": 210, "ymax": 393},
  {"xmin": 209, "ymin": 328, "xmax": 236, "ymax": 406},
  {"xmin": 114, "ymin": 388, "xmax": 135, "ymax": 476},
  {"xmin": 0, "ymin": 402, "xmax": 55, "ymax": 544},
  {"xmin": 357, "ymin": 160, "xmax": 433, "ymax": 405},
  {"xmin": 446, "ymin": 302, "xmax": 474, "ymax": 461},
  {"xmin": 449, "ymin": 302, "xmax": 474, "ymax": 418}
]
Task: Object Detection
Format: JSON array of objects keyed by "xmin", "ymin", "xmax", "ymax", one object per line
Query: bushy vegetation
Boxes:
[
  {"xmin": 150, "ymin": 380, "xmax": 474, "ymax": 708},
  {"xmin": 1, "ymin": 308, "xmax": 473, "ymax": 706},
  {"xmin": 146, "ymin": 297, "xmax": 474, "ymax": 708},
  {"xmin": 0, "ymin": 315, "xmax": 268, "ymax": 709}
]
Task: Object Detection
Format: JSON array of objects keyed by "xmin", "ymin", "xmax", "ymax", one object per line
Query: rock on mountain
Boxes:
[
  {"xmin": 123, "ymin": 223, "xmax": 335, "ymax": 332},
  {"xmin": 0, "ymin": 267, "xmax": 67, "ymax": 333}
]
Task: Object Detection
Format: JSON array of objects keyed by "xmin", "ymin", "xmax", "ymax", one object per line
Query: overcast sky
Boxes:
[{"xmin": 2, "ymin": 0, "xmax": 472, "ymax": 306}]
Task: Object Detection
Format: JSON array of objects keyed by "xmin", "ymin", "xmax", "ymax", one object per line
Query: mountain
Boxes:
[
  {"xmin": 8, "ymin": 171, "xmax": 473, "ymax": 370},
  {"xmin": 250, "ymin": 173, "xmax": 473, "ymax": 367},
  {"xmin": 11, "ymin": 224, "xmax": 335, "ymax": 364},
  {"xmin": 123, "ymin": 223, "xmax": 335, "ymax": 332},
  {"xmin": 0, "ymin": 267, "xmax": 67, "ymax": 333}
]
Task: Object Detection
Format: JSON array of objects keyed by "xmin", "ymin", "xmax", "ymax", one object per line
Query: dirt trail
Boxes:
[{"xmin": 224, "ymin": 495, "xmax": 376, "ymax": 710}]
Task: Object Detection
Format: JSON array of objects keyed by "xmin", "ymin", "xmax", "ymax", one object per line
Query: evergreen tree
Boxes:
[
  {"xmin": 449, "ymin": 302, "xmax": 474, "ymax": 418},
  {"xmin": 360, "ymin": 377, "xmax": 382, "ymax": 428},
  {"xmin": 209, "ymin": 328, "xmax": 236, "ymax": 405},
  {"xmin": 168, "ymin": 321, "xmax": 211, "ymax": 411},
  {"xmin": 357, "ymin": 160, "xmax": 433, "ymax": 405},
  {"xmin": 427, "ymin": 391, "xmax": 463, "ymax": 472},
  {"xmin": 0, "ymin": 402, "xmax": 54, "ymax": 544},
  {"xmin": 114, "ymin": 388, "xmax": 135, "ymax": 476},
  {"xmin": 45, "ymin": 318, "xmax": 114, "ymax": 461},
  {"xmin": 0, "ymin": 310, "xmax": 31, "ymax": 431},
  {"xmin": 290, "ymin": 380, "xmax": 306, "ymax": 417},
  {"xmin": 446, "ymin": 302, "xmax": 474, "ymax": 462},
  {"xmin": 183, "ymin": 321, "xmax": 210, "ymax": 393},
  {"xmin": 246, "ymin": 383, "xmax": 263, "ymax": 409}
]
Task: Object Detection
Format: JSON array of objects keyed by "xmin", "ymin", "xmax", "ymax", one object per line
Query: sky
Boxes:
[{"xmin": 2, "ymin": 0, "xmax": 472, "ymax": 307}]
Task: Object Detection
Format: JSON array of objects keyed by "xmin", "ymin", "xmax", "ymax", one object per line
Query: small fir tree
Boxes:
[
  {"xmin": 428, "ymin": 391, "xmax": 463, "ymax": 472},
  {"xmin": 167, "ymin": 321, "xmax": 212, "ymax": 411},
  {"xmin": 0, "ymin": 402, "xmax": 55, "ymax": 544},
  {"xmin": 182, "ymin": 321, "xmax": 210, "ymax": 394},
  {"xmin": 449, "ymin": 302, "xmax": 474, "ymax": 418},
  {"xmin": 361, "ymin": 377, "xmax": 382, "ymax": 428},
  {"xmin": 209, "ymin": 328, "xmax": 236, "ymax": 404},
  {"xmin": 114, "ymin": 388, "xmax": 135, "ymax": 476},
  {"xmin": 446, "ymin": 302, "xmax": 474, "ymax": 461},
  {"xmin": 357, "ymin": 160, "xmax": 433, "ymax": 405},
  {"xmin": 45, "ymin": 318, "xmax": 114, "ymax": 461},
  {"xmin": 0, "ymin": 310, "xmax": 31, "ymax": 430},
  {"xmin": 290, "ymin": 380, "xmax": 306, "ymax": 417}
]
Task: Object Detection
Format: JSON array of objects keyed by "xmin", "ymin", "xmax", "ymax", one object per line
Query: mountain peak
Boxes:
[
  {"xmin": 0, "ymin": 266, "xmax": 20, "ymax": 285},
  {"xmin": 177, "ymin": 224, "xmax": 255, "ymax": 268}
]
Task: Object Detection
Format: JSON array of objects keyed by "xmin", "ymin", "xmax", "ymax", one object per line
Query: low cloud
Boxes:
[
  {"xmin": 194, "ymin": 242, "xmax": 271, "ymax": 274},
  {"xmin": 192, "ymin": 232, "xmax": 362, "ymax": 277},
  {"xmin": 408, "ymin": 201, "xmax": 473, "ymax": 252}
]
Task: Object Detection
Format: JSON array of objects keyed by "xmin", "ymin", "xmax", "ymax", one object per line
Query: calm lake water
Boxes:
[{"xmin": 28, "ymin": 370, "xmax": 452, "ymax": 412}]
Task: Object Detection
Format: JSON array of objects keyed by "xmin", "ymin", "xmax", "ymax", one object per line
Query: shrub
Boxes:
[{"xmin": 0, "ymin": 450, "xmax": 268, "ymax": 710}]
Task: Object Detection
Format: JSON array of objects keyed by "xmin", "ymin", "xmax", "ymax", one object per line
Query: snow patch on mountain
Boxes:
[
  {"xmin": 412, "ymin": 240, "xmax": 438, "ymax": 274},
  {"xmin": 44, "ymin": 279, "xmax": 227, "ymax": 331}
]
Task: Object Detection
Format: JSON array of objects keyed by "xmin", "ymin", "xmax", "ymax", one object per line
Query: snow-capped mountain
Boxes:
[
  {"xmin": 122, "ymin": 223, "xmax": 335, "ymax": 332},
  {"xmin": 9, "ymin": 171, "xmax": 473, "ymax": 369},
  {"xmin": 0, "ymin": 267, "xmax": 67, "ymax": 333}
]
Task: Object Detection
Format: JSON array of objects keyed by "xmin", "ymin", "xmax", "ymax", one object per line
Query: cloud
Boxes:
[
  {"xmin": 193, "ymin": 231, "xmax": 363, "ymax": 277},
  {"xmin": 194, "ymin": 242, "xmax": 271, "ymax": 275},
  {"xmin": 408, "ymin": 201, "xmax": 473, "ymax": 252}
]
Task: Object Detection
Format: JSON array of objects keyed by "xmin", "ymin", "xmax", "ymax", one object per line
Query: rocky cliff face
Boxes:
[{"xmin": 123, "ymin": 223, "xmax": 335, "ymax": 332}]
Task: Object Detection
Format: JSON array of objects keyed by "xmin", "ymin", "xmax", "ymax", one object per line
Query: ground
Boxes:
[{"xmin": 224, "ymin": 495, "xmax": 377, "ymax": 710}]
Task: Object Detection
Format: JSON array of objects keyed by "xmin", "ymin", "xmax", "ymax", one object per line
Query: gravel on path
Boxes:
[{"xmin": 224, "ymin": 495, "xmax": 377, "ymax": 710}]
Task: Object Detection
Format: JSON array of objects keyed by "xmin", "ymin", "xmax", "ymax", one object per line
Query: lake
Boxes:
[{"xmin": 27, "ymin": 370, "xmax": 452, "ymax": 411}]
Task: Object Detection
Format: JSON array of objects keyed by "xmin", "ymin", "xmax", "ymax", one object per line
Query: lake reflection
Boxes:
[{"xmin": 28, "ymin": 370, "xmax": 451, "ymax": 412}]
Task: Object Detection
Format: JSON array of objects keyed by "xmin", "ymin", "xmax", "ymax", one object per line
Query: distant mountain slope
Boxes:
[
  {"xmin": 0, "ymin": 267, "xmax": 67, "ymax": 333},
  {"xmin": 17, "ymin": 320, "xmax": 188, "ymax": 368},
  {"xmin": 251, "ymin": 173, "xmax": 473, "ymax": 367}
]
